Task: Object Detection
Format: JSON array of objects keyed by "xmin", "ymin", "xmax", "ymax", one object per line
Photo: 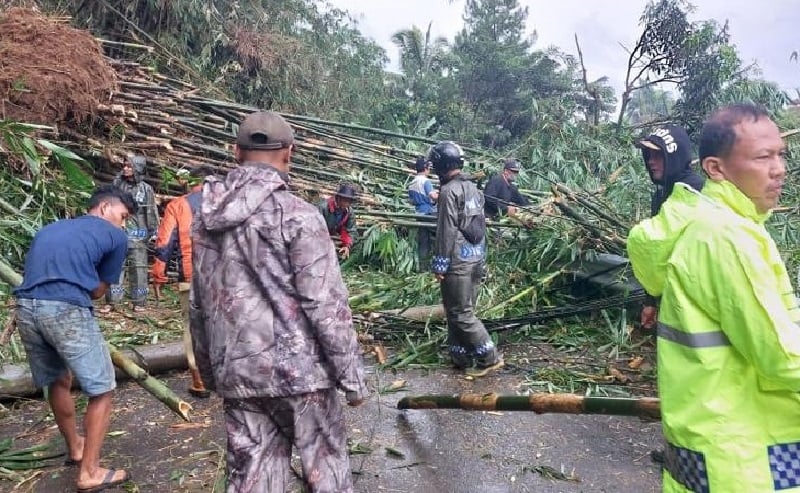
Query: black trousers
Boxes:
[{"xmin": 440, "ymin": 262, "xmax": 499, "ymax": 367}]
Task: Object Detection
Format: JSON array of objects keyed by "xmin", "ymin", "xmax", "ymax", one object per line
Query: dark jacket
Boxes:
[
  {"xmin": 190, "ymin": 163, "xmax": 366, "ymax": 400},
  {"xmin": 317, "ymin": 197, "xmax": 357, "ymax": 248},
  {"xmin": 113, "ymin": 174, "xmax": 160, "ymax": 238},
  {"xmin": 431, "ymin": 173, "xmax": 486, "ymax": 275},
  {"xmin": 641, "ymin": 125, "xmax": 705, "ymax": 215},
  {"xmin": 483, "ymin": 173, "xmax": 529, "ymax": 219},
  {"xmin": 639, "ymin": 125, "xmax": 705, "ymax": 307}
]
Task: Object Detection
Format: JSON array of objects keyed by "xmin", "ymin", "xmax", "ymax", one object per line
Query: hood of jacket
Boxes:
[
  {"xmin": 627, "ymin": 180, "xmax": 770, "ymax": 297},
  {"xmin": 640, "ymin": 125, "xmax": 694, "ymax": 188},
  {"xmin": 199, "ymin": 162, "xmax": 288, "ymax": 232}
]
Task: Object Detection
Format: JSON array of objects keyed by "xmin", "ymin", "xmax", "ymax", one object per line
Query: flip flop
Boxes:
[{"xmin": 76, "ymin": 468, "xmax": 130, "ymax": 492}]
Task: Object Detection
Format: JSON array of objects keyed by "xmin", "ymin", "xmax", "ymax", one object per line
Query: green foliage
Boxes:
[
  {"xmin": 42, "ymin": 0, "xmax": 389, "ymax": 123},
  {"xmin": 625, "ymin": 86, "xmax": 676, "ymax": 125},
  {"xmin": 355, "ymin": 224, "xmax": 417, "ymax": 275},
  {"xmin": 451, "ymin": 0, "xmax": 575, "ymax": 145},
  {"xmin": 0, "ymin": 120, "xmax": 95, "ymax": 275},
  {"xmin": 614, "ymin": 0, "xmax": 789, "ymax": 134}
]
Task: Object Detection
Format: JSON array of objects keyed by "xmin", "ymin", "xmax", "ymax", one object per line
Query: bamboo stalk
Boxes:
[
  {"xmin": 0, "ymin": 258, "xmax": 192, "ymax": 421},
  {"xmin": 109, "ymin": 344, "xmax": 192, "ymax": 421},
  {"xmin": 397, "ymin": 392, "xmax": 660, "ymax": 419}
]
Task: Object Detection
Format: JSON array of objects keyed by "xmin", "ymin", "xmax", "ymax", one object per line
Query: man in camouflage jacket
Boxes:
[{"xmin": 190, "ymin": 111, "xmax": 367, "ymax": 493}]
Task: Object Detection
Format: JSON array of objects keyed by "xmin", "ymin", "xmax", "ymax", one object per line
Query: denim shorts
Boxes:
[{"xmin": 16, "ymin": 298, "xmax": 116, "ymax": 396}]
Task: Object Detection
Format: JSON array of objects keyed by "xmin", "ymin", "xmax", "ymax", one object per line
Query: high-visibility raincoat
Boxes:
[{"xmin": 628, "ymin": 180, "xmax": 800, "ymax": 492}]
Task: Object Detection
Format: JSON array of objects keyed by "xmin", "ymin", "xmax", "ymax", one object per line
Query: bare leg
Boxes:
[
  {"xmin": 76, "ymin": 392, "xmax": 127, "ymax": 489},
  {"xmin": 47, "ymin": 372, "xmax": 84, "ymax": 462}
]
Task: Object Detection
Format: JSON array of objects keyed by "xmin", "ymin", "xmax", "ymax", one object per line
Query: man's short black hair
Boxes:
[
  {"xmin": 88, "ymin": 185, "xmax": 138, "ymax": 215},
  {"xmin": 699, "ymin": 104, "xmax": 770, "ymax": 162}
]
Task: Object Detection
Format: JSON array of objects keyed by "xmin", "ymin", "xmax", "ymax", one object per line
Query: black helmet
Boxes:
[
  {"xmin": 428, "ymin": 141, "xmax": 465, "ymax": 178},
  {"xmin": 335, "ymin": 183, "xmax": 358, "ymax": 200}
]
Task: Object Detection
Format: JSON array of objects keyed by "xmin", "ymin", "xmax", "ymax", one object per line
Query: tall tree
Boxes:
[
  {"xmin": 391, "ymin": 23, "xmax": 450, "ymax": 101},
  {"xmin": 388, "ymin": 23, "xmax": 453, "ymax": 134},
  {"xmin": 616, "ymin": 0, "xmax": 743, "ymax": 132},
  {"xmin": 624, "ymin": 85, "xmax": 676, "ymax": 125},
  {"xmin": 451, "ymin": 0, "xmax": 576, "ymax": 146},
  {"xmin": 452, "ymin": 0, "xmax": 533, "ymax": 145}
]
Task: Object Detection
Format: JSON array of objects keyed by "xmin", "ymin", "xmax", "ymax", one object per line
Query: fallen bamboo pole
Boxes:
[
  {"xmin": 397, "ymin": 392, "xmax": 660, "ymax": 420},
  {"xmin": 0, "ymin": 259, "xmax": 192, "ymax": 421},
  {"xmin": 0, "ymin": 342, "xmax": 187, "ymax": 399},
  {"xmin": 109, "ymin": 344, "xmax": 191, "ymax": 420}
]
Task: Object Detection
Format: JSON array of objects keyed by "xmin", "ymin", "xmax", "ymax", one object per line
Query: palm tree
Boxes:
[{"xmin": 390, "ymin": 22, "xmax": 450, "ymax": 101}]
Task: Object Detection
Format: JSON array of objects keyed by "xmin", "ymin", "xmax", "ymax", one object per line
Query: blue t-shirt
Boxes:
[
  {"xmin": 408, "ymin": 175, "xmax": 436, "ymax": 215},
  {"xmin": 14, "ymin": 215, "xmax": 129, "ymax": 308}
]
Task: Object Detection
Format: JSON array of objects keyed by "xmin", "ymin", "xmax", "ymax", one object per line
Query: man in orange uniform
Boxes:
[{"xmin": 151, "ymin": 166, "xmax": 216, "ymax": 398}]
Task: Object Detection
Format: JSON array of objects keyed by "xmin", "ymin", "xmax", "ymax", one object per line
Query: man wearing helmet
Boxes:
[
  {"xmin": 483, "ymin": 158, "xmax": 529, "ymax": 220},
  {"xmin": 101, "ymin": 154, "xmax": 160, "ymax": 313},
  {"xmin": 318, "ymin": 183, "xmax": 358, "ymax": 259},
  {"xmin": 428, "ymin": 141, "xmax": 504, "ymax": 377}
]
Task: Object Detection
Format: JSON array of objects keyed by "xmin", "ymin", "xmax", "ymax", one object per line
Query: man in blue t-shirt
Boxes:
[
  {"xmin": 14, "ymin": 185, "xmax": 136, "ymax": 492},
  {"xmin": 407, "ymin": 156, "xmax": 439, "ymax": 271}
]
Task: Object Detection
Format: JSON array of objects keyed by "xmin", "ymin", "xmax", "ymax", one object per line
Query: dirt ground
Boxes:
[{"xmin": 0, "ymin": 340, "xmax": 661, "ymax": 493}]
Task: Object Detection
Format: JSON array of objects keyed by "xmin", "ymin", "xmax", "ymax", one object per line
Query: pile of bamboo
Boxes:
[
  {"xmin": 50, "ymin": 49, "xmax": 630, "ymax": 246},
  {"xmin": 68, "ymin": 56, "xmax": 423, "ymax": 208}
]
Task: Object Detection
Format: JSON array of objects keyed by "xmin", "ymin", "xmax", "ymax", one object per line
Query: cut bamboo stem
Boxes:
[
  {"xmin": 397, "ymin": 392, "xmax": 660, "ymax": 419},
  {"xmin": 109, "ymin": 344, "xmax": 192, "ymax": 421}
]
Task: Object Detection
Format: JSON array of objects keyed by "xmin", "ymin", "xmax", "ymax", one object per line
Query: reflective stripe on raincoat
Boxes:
[{"xmin": 628, "ymin": 180, "xmax": 800, "ymax": 492}]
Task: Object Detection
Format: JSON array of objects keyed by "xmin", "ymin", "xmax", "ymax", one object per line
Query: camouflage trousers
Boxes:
[
  {"xmin": 224, "ymin": 388, "xmax": 354, "ymax": 493},
  {"xmin": 106, "ymin": 239, "xmax": 148, "ymax": 307}
]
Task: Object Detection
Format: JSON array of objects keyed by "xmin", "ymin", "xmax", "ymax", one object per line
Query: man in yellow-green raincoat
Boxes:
[{"xmin": 628, "ymin": 103, "xmax": 800, "ymax": 492}]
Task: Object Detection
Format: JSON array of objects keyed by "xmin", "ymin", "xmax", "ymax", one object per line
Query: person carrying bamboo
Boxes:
[
  {"xmin": 407, "ymin": 156, "xmax": 439, "ymax": 271},
  {"xmin": 318, "ymin": 183, "xmax": 358, "ymax": 259},
  {"xmin": 634, "ymin": 125, "xmax": 704, "ymax": 330},
  {"xmin": 428, "ymin": 140, "xmax": 503, "ymax": 377},
  {"xmin": 100, "ymin": 154, "xmax": 160, "ymax": 313},
  {"xmin": 628, "ymin": 104, "xmax": 800, "ymax": 492},
  {"xmin": 14, "ymin": 186, "xmax": 135, "ymax": 492},
  {"xmin": 190, "ymin": 111, "xmax": 367, "ymax": 493},
  {"xmin": 151, "ymin": 166, "xmax": 216, "ymax": 399}
]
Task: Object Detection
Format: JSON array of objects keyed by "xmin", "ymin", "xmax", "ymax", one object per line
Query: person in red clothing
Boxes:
[
  {"xmin": 151, "ymin": 166, "xmax": 216, "ymax": 398},
  {"xmin": 317, "ymin": 183, "xmax": 358, "ymax": 259}
]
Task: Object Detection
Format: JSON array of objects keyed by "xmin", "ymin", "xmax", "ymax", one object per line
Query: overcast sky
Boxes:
[{"xmin": 326, "ymin": 0, "xmax": 799, "ymax": 98}]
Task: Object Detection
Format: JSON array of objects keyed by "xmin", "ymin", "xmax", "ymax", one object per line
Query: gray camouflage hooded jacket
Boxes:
[{"xmin": 189, "ymin": 162, "xmax": 366, "ymax": 400}]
